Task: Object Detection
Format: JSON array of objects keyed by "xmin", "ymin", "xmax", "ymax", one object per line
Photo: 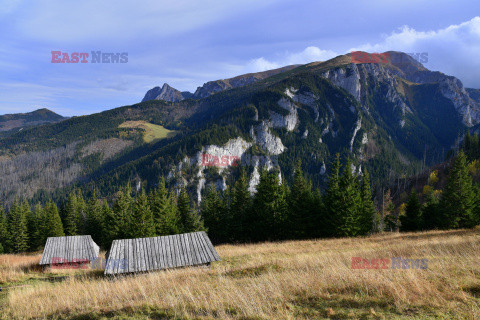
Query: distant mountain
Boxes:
[
  {"xmin": 0, "ymin": 108, "xmax": 66, "ymax": 134},
  {"xmin": 2, "ymin": 52, "xmax": 480, "ymax": 205},
  {"xmin": 142, "ymin": 83, "xmax": 193, "ymax": 103},
  {"xmin": 141, "ymin": 65, "xmax": 299, "ymax": 103}
]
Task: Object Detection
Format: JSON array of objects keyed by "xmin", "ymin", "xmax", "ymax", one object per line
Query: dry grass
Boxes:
[{"xmin": 1, "ymin": 229, "xmax": 480, "ymax": 319}]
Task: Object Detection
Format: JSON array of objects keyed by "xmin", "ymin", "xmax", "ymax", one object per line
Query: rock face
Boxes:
[
  {"xmin": 320, "ymin": 52, "xmax": 480, "ymax": 127},
  {"xmin": 141, "ymin": 83, "xmax": 191, "ymax": 103}
]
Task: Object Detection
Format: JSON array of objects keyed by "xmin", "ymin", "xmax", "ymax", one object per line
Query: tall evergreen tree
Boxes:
[
  {"xmin": 85, "ymin": 191, "xmax": 104, "ymax": 246},
  {"xmin": 324, "ymin": 154, "xmax": 342, "ymax": 237},
  {"xmin": 230, "ymin": 169, "xmax": 251, "ymax": 242},
  {"xmin": 0, "ymin": 206, "xmax": 10, "ymax": 253},
  {"xmin": 177, "ymin": 187, "xmax": 203, "ymax": 233},
  {"xmin": 8, "ymin": 199, "xmax": 29, "ymax": 253},
  {"xmin": 26, "ymin": 201, "xmax": 42, "ymax": 251},
  {"xmin": 129, "ymin": 189, "xmax": 155, "ymax": 238},
  {"xmin": 337, "ymin": 160, "xmax": 362, "ymax": 237},
  {"xmin": 64, "ymin": 190, "xmax": 78, "ymax": 236},
  {"xmin": 440, "ymin": 151, "xmax": 476, "ymax": 228},
  {"xmin": 149, "ymin": 178, "xmax": 181, "ymax": 236},
  {"xmin": 252, "ymin": 169, "xmax": 288, "ymax": 241},
  {"xmin": 287, "ymin": 161, "xmax": 314, "ymax": 239},
  {"xmin": 202, "ymin": 186, "xmax": 227, "ymax": 243},
  {"xmin": 112, "ymin": 184, "xmax": 134, "ymax": 239},
  {"xmin": 358, "ymin": 169, "xmax": 375, "ymax": 235},
  {"xmin": 101, "ymin": 201, "xmax": 115, "ymax": 249},
  {"xmin": 43, "ymin": 200, "xmax": 65, "ymax": 239},
  {"xmin": 400, "ymin": 190, "xmax": 422, "ymax": 231}
]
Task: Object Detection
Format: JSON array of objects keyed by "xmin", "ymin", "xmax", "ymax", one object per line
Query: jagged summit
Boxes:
[{"xmin": 141, "ymin": 83, "xmax": 190, "ymax": 103}]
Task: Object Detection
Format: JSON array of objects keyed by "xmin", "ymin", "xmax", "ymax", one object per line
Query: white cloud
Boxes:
[
  {"xmin": 350, "ymin": 16, "xmax": 480, "ymax": 87},
  {"xmin": 245, "ymin": 46, "xmax": 338, "ymax": 72}
]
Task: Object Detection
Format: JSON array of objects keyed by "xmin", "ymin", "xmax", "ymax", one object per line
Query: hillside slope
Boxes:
[{"xmin": 1, "ymin": 52, "xmax": 479, "ymax": 204}]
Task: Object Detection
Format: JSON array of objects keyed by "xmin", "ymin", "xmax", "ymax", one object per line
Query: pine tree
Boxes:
[
  {"xmin": 64, "ymin": 191, "xmax": 78, "ymax": 236},
  {"xmin": 230, "ymin": 169, "xmax": 251, "ymax": 242},
  {"xmin": 287, "ymin": 161, "xmax": 314, "ymax": 239},
  {"xmin": 112, "ymin": 184, "xmax": 134, "ymax": 239},
  {"xmin": 8, "ymin": 199, "xmax": 29, "ymax": 253},
  {"xmin": 149, "ymin": 178, "xmax": 181, "ymax": 236},
  {"xmin": 101, "ymin": 201, "xmax": 115, "ymax": 248},
  {"xmin": 337, "ymin": 160, "xmax": 362, "ymax": 237},
  {"xmin": 400, "ymin": 190, "xmax": 422, "ymax": 231},
  {"xmin": 440, "ymin": 151, "xmax": 476, "ymax": 228},
  {"xmin": 130, "ymin": 190, "xmax": 155, "ymax": 238},
  {"xmin": 324, "ymin": 154, "xmax": 342, "ymax": 237},
  {"xmin": 85, "ymin": 191, "xmax": 104, "ymax": 246},
  {"xmin": 252, "ymin": 169, "xmax": 288, "ymax": 241},
  {"xmin": 177, "ymin": 187, "xmax": 203, "ymax": 233},
  {"xmin": 201, "ymin": 186, "xmax": 227, "ymax": 243},
  {"xmin": 75, "ymin": 189, "xmax": 87, "ymax": 235},
  {"xmin": 43, "ymin": 201, "xmax": 65, "ymax": 239},
  {"xmin": 26, "ymin": 201, "xmax": 42, "ymax": 251},
  {"xmin": 0, "ymin": 206, "xmax": 10, "ymax": 253},
  {"xmin": 358, "ymin": 169, "xmax": 375, "ymax": 235}
]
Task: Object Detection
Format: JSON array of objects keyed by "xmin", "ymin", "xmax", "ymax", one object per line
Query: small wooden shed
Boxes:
[
  {"xmin": 104, "ymin": 231, "xmax": 220, "ymax": 275},
  {"xmin": 39, "ymin": 235, "xmax": 100, "ymax": 266}
]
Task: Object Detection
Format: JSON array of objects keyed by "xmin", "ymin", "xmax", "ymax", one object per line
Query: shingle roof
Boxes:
[
  {"xmin": 104, "ymin": 231, "xmax": 220, "ymax": 275},
  {"xmin": 39, "ymin": 235, "xmax": 100, "ymax": 265}
]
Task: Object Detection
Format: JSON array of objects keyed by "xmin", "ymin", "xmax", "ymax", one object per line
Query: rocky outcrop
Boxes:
[{"xmin": 142, "ymin": 83, "xmax": 191, "ymax": 102}]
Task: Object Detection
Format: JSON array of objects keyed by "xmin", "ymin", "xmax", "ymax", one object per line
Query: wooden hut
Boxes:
[
  {"xmin": 104, "ymin": 231, "xmax": 220, "ymax": 275},
  {"xmin": 40, "ymin": 235, "xmax": 100, "ymax": 266}
]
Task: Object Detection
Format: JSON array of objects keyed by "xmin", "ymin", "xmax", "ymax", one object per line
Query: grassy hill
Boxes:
[{"xmin": 1, "ymin": 228, "xmax": 479, "ymax": 319}]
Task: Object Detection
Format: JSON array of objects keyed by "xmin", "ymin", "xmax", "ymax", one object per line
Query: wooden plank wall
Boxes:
[{"xmin": 104, "ymin": 231, "xmax": 220, "ymax": 275}]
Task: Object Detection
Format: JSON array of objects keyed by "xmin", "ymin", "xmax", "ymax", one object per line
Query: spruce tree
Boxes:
[
  {"xmin": 358, "ymin": 169, "xmax": 375, "ymax": 235},
  {"xmin": 75, "ymin": 189, "xmax": 87, "ymax": 235},
  {"xmin": 287, "ymin": 161, "xmax": 314, "ymax": 239},
  {"xmin": 324, "ymin": 154, "xmax": 342, "ymax": 237},
  {"xmin": 101, "ymin": 201, "xmax": 116, "ymax": 248},
  {"xmin": 64, "ymin": 191, "xmax": 78, "ymax": 236},
  {"xmin": 177, "ymin": 187, "xmax": 203, "ymax": 233},
  {"xmin": 130, "ymin": 189, "xmax": 155, "ymax": 238},
  {"xmin": 230, "ymin": 169, "xmax": 251, "ymax": 242},
  {"xmin": 0, "ymin": 206, "xmax": 10, "ymax": 253},
  {"xmin": 201, "ymin": 186, "xmax": 226, "ymax": 243},
  {"xmin": 27, "ymin": 202, "xmax": 42, "ymax": 251},
  {"xmin": 440, "ymin": 151, "xmax": 476, "ymax": 228},
  {"xmin": 43, "ymin": 201, "xmax": 65, "ymax": 239},
  {"xmin": 112, "ymin": 184, "xmax": 134, "ymax": 239},
  {"xmin": 252, "ymin": 169, "xmax": 288, "ymax": 241},
  {"xmin": 86, "ymin": 191, "xmax": 104, "ymax": 245},
  {"xmin": 8, "ymin": 199, "xmax": 29, "ymax": 253},
  {"xmin": 149, "ymin": 178, "xmax": 181, "ymax": 235},
  {"xmin": 400, "ymin": 190, "xmax": 422, "ymax": 231},
  {"xmin": 337, "ymin": 160, "xmax": 362, "ymax": 237}
]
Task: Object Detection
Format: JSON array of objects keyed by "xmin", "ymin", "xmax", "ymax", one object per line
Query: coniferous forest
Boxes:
[{"xmin": 2, "ymin": 130, "xmax": 480, "ymax": 254}]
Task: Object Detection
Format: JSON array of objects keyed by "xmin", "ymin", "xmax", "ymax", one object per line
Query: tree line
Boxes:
[
  {"xmin": 0, "ymin": 155, "xmax": 377, "ymax": 253},
  {"xmin": 1, "ymin": 143, "xmax": 480, "ymax": 254}
]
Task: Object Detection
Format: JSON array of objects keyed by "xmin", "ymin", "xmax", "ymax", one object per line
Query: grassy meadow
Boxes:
[{"xmin": 1, "ymin": 229, "xmax": 479, "ymax": 319}]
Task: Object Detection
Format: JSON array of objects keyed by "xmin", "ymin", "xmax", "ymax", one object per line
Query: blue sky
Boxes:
[{"xmin": 0, "ymin": 0, "xmax": 479, "ymax": 116}]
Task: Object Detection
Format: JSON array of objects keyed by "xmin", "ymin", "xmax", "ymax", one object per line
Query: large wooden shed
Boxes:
[
  {"xmin": 39, "ymin": 235, "xmax": 100, "ymax": 266},
  {"xmin": 104, "ymin": 231, "xmax": 220, "ymax": 275}
]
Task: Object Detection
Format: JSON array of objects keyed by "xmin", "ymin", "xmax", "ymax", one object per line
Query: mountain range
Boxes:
[{"xmin": 1, "ymin": 51, "xmax": 479, "ymax": 205}]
